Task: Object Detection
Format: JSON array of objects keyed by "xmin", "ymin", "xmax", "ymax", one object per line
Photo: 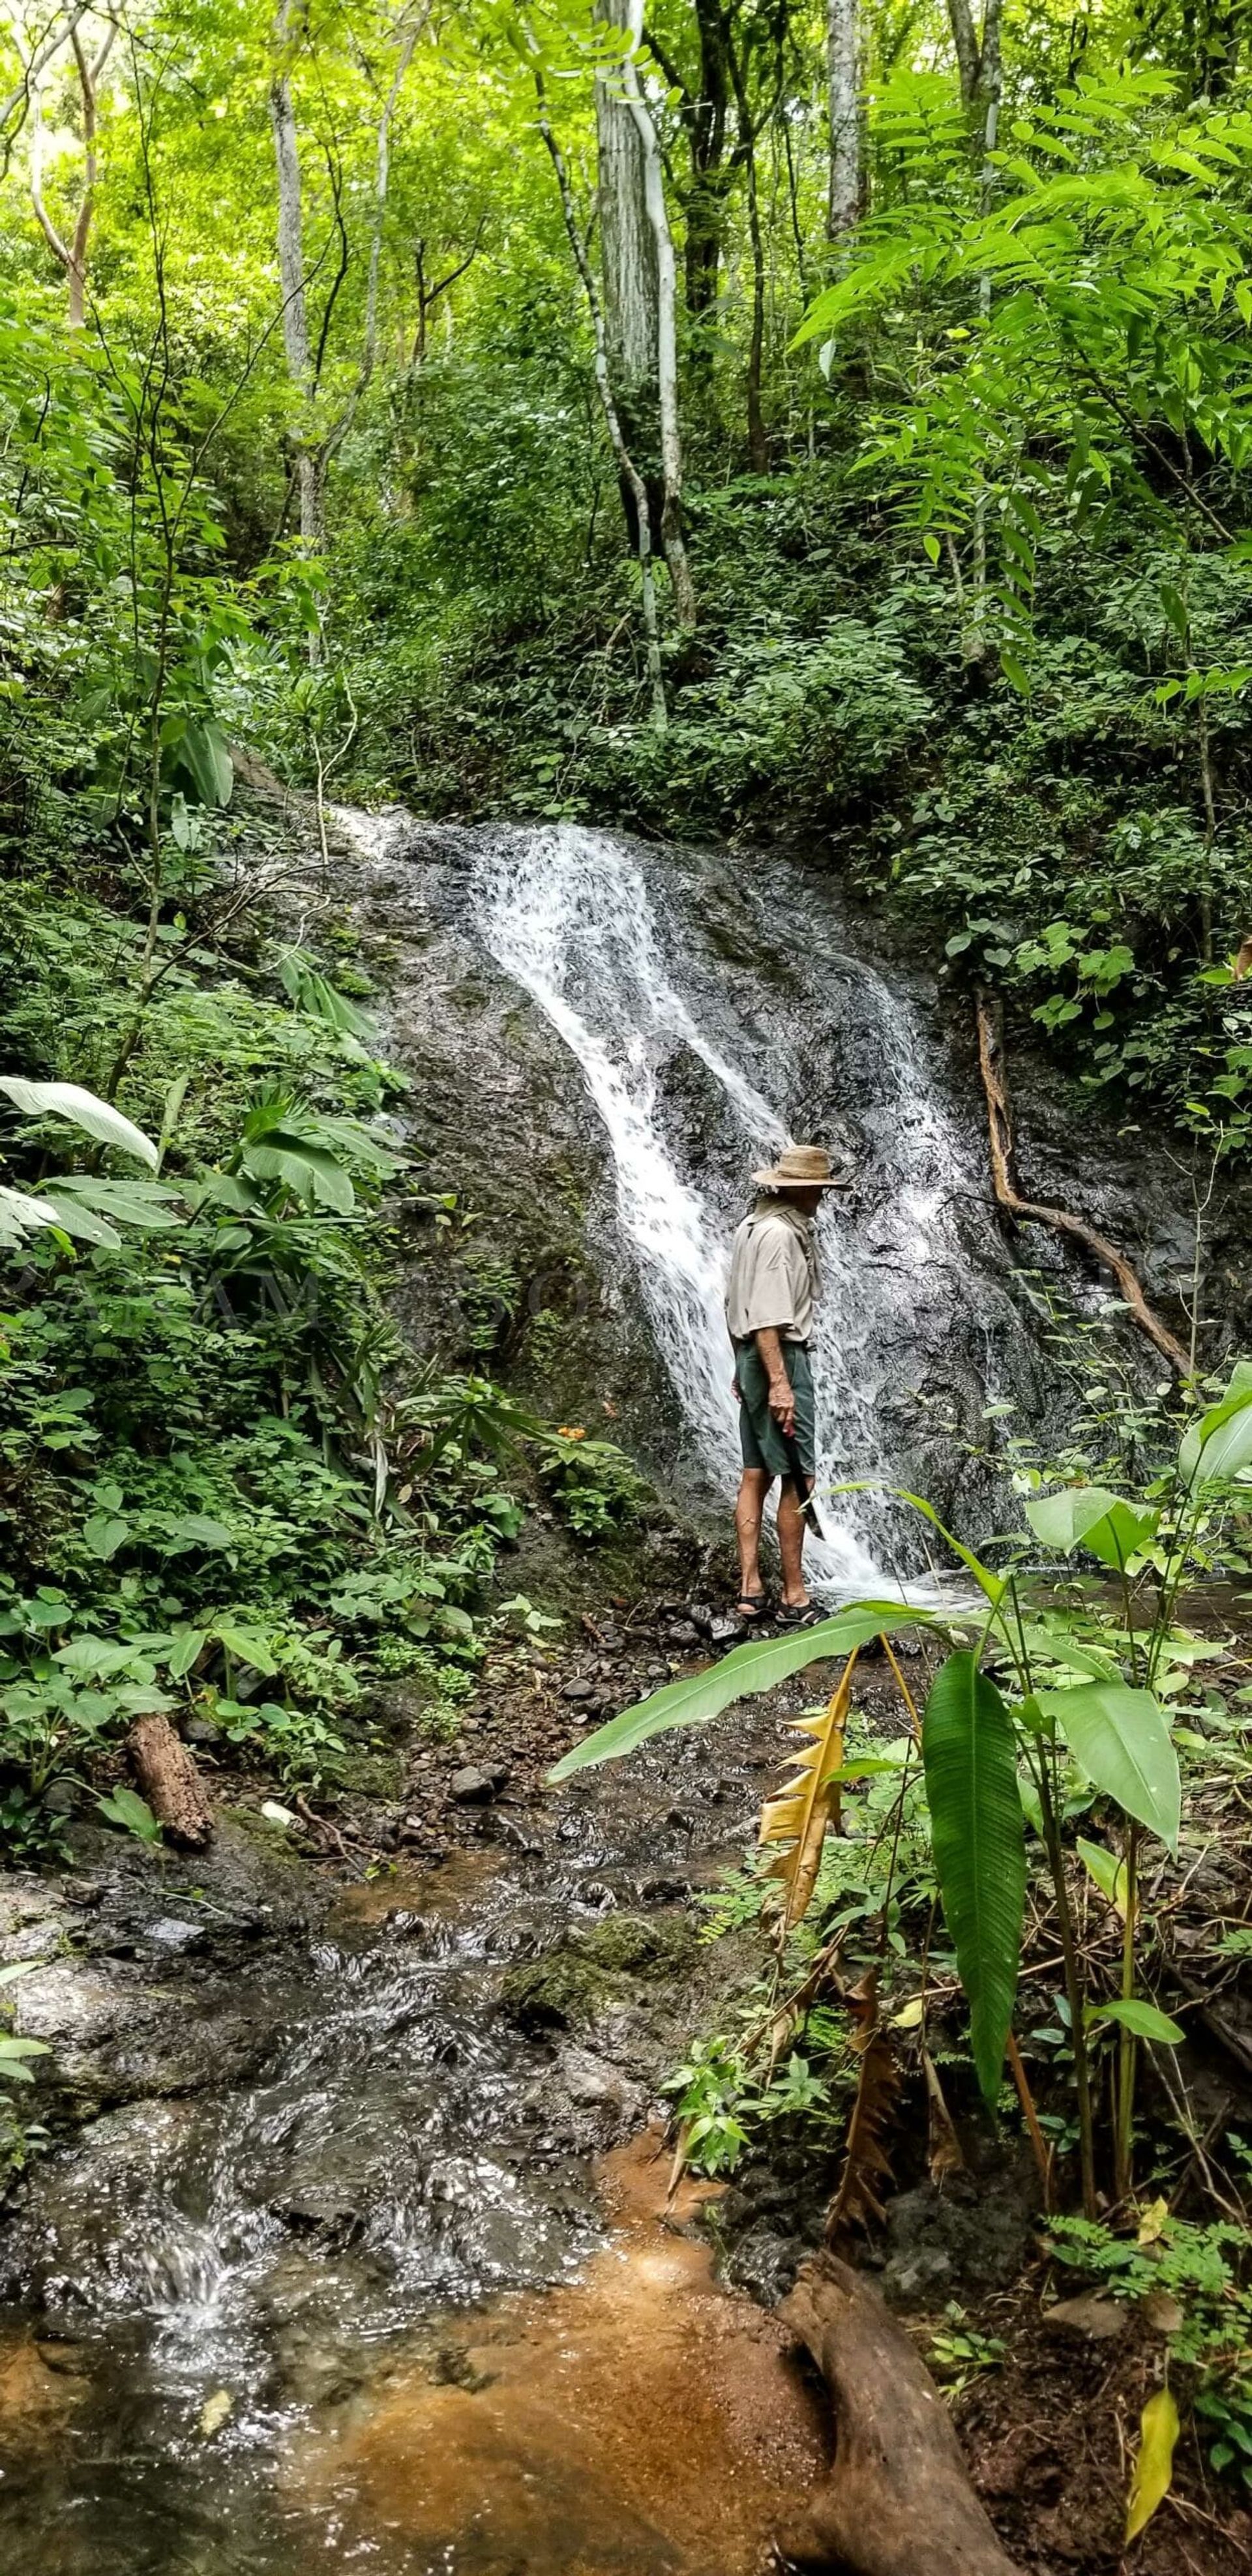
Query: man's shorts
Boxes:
[{"xmin": 734, "ymin": 1338, "xmax": 816, "ymax": 1479}]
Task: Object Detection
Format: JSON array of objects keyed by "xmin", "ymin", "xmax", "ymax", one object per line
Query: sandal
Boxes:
[
  {"xmin": 775, "ymin": 1601, "xmax": 824, "ymax": 1629},
  {"xmin": 734, "ymin": 1590, "xmax": 769, "ymax": 1624}
]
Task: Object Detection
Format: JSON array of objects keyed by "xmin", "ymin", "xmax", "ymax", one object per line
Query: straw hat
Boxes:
[{"xmin": 751, "ymin": 1141, "xmax": 850, "ymax": 1191}]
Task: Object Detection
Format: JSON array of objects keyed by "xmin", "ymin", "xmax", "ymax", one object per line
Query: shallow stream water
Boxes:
[{"xmin": 0, "ymin": 1697, "xmax": 826, "ymax": 2575}]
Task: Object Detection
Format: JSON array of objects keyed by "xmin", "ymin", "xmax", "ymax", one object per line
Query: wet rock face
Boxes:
[
  {"xmin": 329, "ymin": 812, "xmax": 1213, "ymax": 1573},
  {"xmin": 332, "ymin": 815, "xmax": 678, "ymax": 1477},
  {"xmin": 0, "ymin": 1820, "xmax": 319, "ymax": 2122}
]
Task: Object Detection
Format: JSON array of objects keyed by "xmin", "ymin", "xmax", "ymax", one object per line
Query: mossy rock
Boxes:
[{"xmin": 499, "ymin": 1911, "xmax": 696, "ymax": 2032}]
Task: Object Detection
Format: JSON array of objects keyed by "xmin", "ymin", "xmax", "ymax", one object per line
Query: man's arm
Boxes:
[{"xmin": 754, "ymin": 1325, "xmax": 796, "ymax": 1436}]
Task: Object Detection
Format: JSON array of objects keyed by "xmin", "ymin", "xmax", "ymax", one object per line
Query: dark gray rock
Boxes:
[
  {"xmin": 561, "ymin": 1677, "xmax": 594, "ymax": 1702},
  {"xmin": 449, "ymin": 1765, "xmax": 509, "ymax": 1804}
]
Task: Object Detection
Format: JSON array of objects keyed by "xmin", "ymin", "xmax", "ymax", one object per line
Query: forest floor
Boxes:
[{"xmin": 4, "ymin": 1567, "xmax": 1252, "ymax": 2575}]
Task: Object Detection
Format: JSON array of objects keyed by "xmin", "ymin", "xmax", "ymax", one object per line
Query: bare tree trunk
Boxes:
[
  {"xmin": 268, "ymin": 0, "xmax": 321, "ymax": 559},
  {"xmin": 533, "ymin": 71, "xmax": 666, "ymax": 727},
  {"xmin": 826, "ymin": 0, "xmax": 859, "ymax": 239},
  {"xmin": 743, "ymin": 130, "xmax": 768, "ymax": 469},
  {"xmin": 29, "ymin": 18, "xmax": 115, "ymax": 327},
  {"xmin": 946, "ymin": 0, "xmax": 981, "ymax": 101},
  {"xmin": 780, "ymin": 2252, "xmax": 1022, "ymax": 2576},
  {"xmin": 620, "ymin": 0, "xmax": 697, "ymax": 627},
  {"xmin": 594, "ymin": 0, "xmax": 659, "ymax": 410},
  {"xmin": 362, "ymin": 8, "xmax": 430, "ymax": 389}
]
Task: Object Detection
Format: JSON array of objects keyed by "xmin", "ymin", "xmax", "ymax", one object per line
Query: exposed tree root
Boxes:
[
  {"xmin": 779, "ymin": 2250, "xmax": 1022, "ymax": 2576},
  {"xmin": 127, "ymin": 1713, "xmax": 214, "ymax": 1847},
  {"xmin": 976, "ymin": 993, "xmax": 1190, "ymax": 1376}
]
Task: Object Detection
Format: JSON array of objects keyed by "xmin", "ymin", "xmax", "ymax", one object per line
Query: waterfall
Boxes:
[{"xmin": 473, "ymin": 824, "xmax": 979, "ymax": 1593}]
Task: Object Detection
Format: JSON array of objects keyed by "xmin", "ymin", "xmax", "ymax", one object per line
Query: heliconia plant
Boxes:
[{"xmin": 550, "ymin": 1359, "xmax": 1252, "ymax": 2214}]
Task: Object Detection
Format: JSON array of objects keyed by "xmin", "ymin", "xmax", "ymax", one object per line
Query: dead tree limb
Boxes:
[
  {"xmin": 128, "ymin": 1713, "xmax": 214, "ymax": 1847},
  {"xmin": 779, "ymin": 2250, "xmax": 1022, "ymax": 2576},
  {"xmin": 976, "ymin": 992, "xmax": 1190, "ymax": 1377}
]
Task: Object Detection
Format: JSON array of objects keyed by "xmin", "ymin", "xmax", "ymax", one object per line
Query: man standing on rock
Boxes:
[{"xmin": 725, "ymin": 1142, "xmax": 846, "ymax": 1630}]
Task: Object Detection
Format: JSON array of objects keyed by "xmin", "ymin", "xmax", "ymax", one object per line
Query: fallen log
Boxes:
[
  {"xmin": 127, "ymin": 1712, "xmax": 214, "ymax": 1847},
  {"xmin": 779, "ymin": 2251, "xmax": 1022, "ymax": 2576},
  {"xmin": 976, "ymin": 992, "xmax": 1189, "ymax": 1378}
]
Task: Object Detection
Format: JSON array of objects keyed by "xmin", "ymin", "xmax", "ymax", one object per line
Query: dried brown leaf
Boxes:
[{"xmin": 758, "ymin": 1651, "xmax": 861, "ymax": 1935}]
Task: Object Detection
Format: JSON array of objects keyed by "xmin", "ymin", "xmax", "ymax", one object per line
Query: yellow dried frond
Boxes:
[{"xmin": 756, "ymin": 1650, "xmax": 861, "ymax": 1934}]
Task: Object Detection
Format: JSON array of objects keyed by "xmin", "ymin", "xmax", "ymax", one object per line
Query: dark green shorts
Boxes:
[{"xmin": 734, "ymin": 1339, "xmax": 816, "ymax": 1479}]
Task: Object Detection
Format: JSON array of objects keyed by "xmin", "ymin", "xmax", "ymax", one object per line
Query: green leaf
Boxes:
[
  {"xmin": 1037, "ymin": 1683, "xmax": 1180, "ymax": 1848},
  {"xmin": 241, "ymin": 1134, "xmax": 355, "ymax": 1215},
  {"xmin": 1077, "ymin": 1835, "xmax": 1128, "ymax": 1914},
  {"xmin": 46, "ymin": 1177, "xmax": 185, "ymax": 1233},
  {"xmin": 212, "ymin": 1620, "xmax": 278, "ymax": 1676},
  {"xmin": 82, "ymin": 1514, "xmax": 129, "ymax": 1561},
  {"xmin": 37, "ymin": 1192, "xmax": 123, "ymax": 1248},
  {"xmin": 177, "ymin": 720, "xmax": 233, "ymax": 808},
  {"xmin": 1179, "ymin": 1373, "xmax": 1252, "ymax": 1485},
  {"xmin": 166, "ymin": 1626, "xmax": 208, "ymax": 1679},
  {"xmin": 1011, "ymin": 1623, "xmax": 1122, "ymax": 1682},
  {"xmin": 96, "ymin": 1786, "xmax": 162, "ymax": 1844},
  {"xmin": 1088, "ymin": 1997, "xmax": 1184, "ymax": 2043},
  {"xmin": 548, "ymin": 1605, "xmax": 939, "ymax": 1779},
  {"xmin": 1025, "ymin": 1486, "xmax": 1159, "ymax": 1567},
  {"xmin": 0, "ymin": 1077, "xmax": 159, "ymax": 1169},
  {"xmin": 921, "ymin": 1650, "xmax": 1026, "ymax": 2106}
]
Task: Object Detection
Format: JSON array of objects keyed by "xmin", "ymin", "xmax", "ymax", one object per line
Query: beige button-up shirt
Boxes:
[{"xmin": 725, "ymin": 1198, "xmax": 821, "ymax": 1345}]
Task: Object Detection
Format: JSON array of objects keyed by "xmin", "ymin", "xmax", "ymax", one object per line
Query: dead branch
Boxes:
[
  {"xmin": 779, "ymin": 2250, "xmax": 1023, "ymax": 2576},
  {"xmin": 976, "ymin": 992, "xmax": 1190, "ymax": 1376},
  {"xmin": 127, "ymin": 1712, "xmax": 213, "ymax": 1847}
]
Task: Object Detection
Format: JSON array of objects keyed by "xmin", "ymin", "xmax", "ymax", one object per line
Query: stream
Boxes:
[
  {"xmin": 0, "ymin": 1687, "xmax": 826, "ymax": 2574},
  {"xmin": 0, "ymin": 816, "xmax": 1155, "ymax": 2571}
]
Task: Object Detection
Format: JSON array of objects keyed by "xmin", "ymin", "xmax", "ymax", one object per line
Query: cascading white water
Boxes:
[{"xmin": 473, "ymin": 824, "xmax": 936, "ymax": 1591}]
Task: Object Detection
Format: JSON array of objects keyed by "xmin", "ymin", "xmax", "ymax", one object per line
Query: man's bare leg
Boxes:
[
  {"xmin": 777, "ymin": 1482, "xmax": 809, "ymax": 1610},
  {"xmin": 735, "ymin": 1468, "xmax": 771, "ymax": 1604}
]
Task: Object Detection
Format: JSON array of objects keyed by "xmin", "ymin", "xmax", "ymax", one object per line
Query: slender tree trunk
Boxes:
[
  {"xmin": 29, "ymin": 20, "xmax": 114, "ymax": 328},
  {"xmin": 594, "ymin": 0, "xmax": 659, "ymax": 413},
  {"xmin": 826, "ymin": 0, "xmax": 860, "ymax": 239},
  {"xmin": 533, "ymin": 71, "xmax": 666, "ymax": 727},
  {"xmin": 268, "ymin": 0, "xmax": 321, "ymax": 561},
  {"xmin": 743, "ymin": 130, "xmax": 768, "ymax": 469},
  {"xmin": 620, "ymin": 0, "xmax": 696, "ymax": 626},
  {"xmin": 946, "ymin": 0, "xmax": 981, "ymax": 102},
  {"xmin": 363, "ymin": 8, "xmax": 429, "ymax": 389}
]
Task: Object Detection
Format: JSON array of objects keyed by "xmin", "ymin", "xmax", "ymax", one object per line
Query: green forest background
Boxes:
[{"xmin": 2, "ymin": 0, "xmax": 1252, "ymax": 1857}]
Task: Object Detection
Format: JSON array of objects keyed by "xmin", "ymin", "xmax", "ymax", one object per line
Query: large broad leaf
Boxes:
[
  {"xmin": 241, "ymin": 1133, "xmax": 355, "ymax": 1215},
  {"xmin": 1026, "ymin": 1486, "xmax": 1159, "ymax": 1569},
  {"xmin": 46, "ymin": 1177, "xmax": 185, "ymax": 1233},
  {"xmin": 0, "ymin": 1181, "xmax": 61, "ymax": 1245},
  {"xmin": 1088, "ymin": 1997, "xmax": 1184, "ymax": 2044},
  {"xmin": 1178, "ymin": 1377, "xmax": 1252, "ymax": 1487},
  {"xmin": 921, "ymin": 1649, "xmax": 1026, "ymax": 2107},
  {"xmin": 0, "ymin": 1078, "xmax": 159, "ymax": 1170},
  {"xmin": 548, "ymin": 1605, "xmax": 939, "ymax": 1779},
  {"xmin": 175, "ymin": 720, "xmax": 233, "ymax": 809},
  {"xmin": 35, "ymin": 1193, "xmax": 121, "ymax": 1248},
  {"xmin": 1037, "ymin": 1682, "xmax": 1180, "ymax": 1849}
]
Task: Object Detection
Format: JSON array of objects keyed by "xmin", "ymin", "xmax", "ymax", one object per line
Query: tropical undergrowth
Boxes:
[
  {"xmin": 555, "ymin": 1352, "xmax": 1252, "ymax": 2528},
  {"xmin": 0, "ymin": 815, "xmax": 649, "ymax": 1867}
]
